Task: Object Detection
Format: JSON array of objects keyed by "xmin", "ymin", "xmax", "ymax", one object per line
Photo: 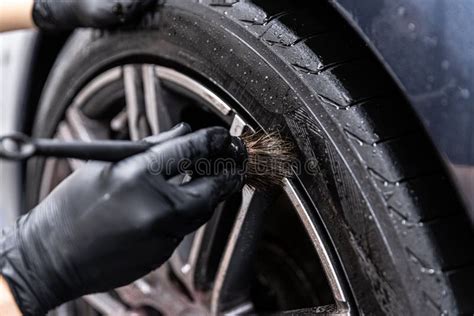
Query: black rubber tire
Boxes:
[{"xmin": 28, "ymin": 0, "xmax": 474, "ymax": 314}]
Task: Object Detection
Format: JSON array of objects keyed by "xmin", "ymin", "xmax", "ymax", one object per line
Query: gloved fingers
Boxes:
[
  {"xmin": 172, "ymin": 173, "xmax": 242, "ymax": 235},
  {"xmin": 78, "ymin": 0, "xmax": 158, "ymax": 27},
  {"xmin": 110, "ymin": 127, "xmax": 231, "ymax": 199},
  {"xmin": 183, "ymin": 171, "xmax": 243, "ymax": 203},
  {"xmin": 88, "ymin": 235, "xmax": 182, "ymax": 293},
  {"xmin": 133, "ymin": 235, "xmax": 181, "ymax": 269},
  {"xmin": 33, "ymin": 0, "xmax": 158, "ymax": 30},
  {"xmin": 144, "ymin": 127, "xmax": 231, "ymax": 179},
  {"xmin": 116, "ymin": 235, "xmax": 181, "ymax": 273},
  {"xmin": 107, "ymin": 123, "xmax": 191, "ymax": 185},
  {"xmin": 143, "ymin": 122, "xmax": 191, "ymax": 145}
]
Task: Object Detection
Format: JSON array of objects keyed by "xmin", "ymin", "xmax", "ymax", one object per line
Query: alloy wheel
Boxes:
[{"xmin": 42, "ymin": 64, "xmax": 353, "ymax": 315}]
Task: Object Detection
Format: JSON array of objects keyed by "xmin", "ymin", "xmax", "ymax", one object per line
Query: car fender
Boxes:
[{"xmin": 329, "ymin": 0, "xmax": 474, "ymax": 219}]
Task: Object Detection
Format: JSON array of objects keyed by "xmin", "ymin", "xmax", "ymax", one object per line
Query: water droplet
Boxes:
[
  {"xmin": 398, "ymin": 6, "xmax": 406, "ymax": 16},
  {"xmin": 181, "ymin": 264, "xmax": 191, "ymax": 274},
  {"xmin": 460, "ymin": 88, "xmax": 470, "ymax": 99},
  {"xmin": 264, "ymin": 76, "xmax": 269, "ymax": 80},
  {"xmin": 229, "ymin": 48, "xmax": 233, "ymax": 52},
  {"xmin": 421, "ymin": 267, "xmax": 436, "ymax": 275},
  {"xmin": 441, "ymin": 60, "xmax": 450, "ymax": 69}
]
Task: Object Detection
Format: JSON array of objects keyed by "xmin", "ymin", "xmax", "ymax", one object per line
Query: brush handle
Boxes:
[
  {"xmin": 0, "ymin": 133, "xmax": 152, "ymax": 162},
  {"xmin": 0, "ymin": 133, "xmax": 249, "ymax": 163},
  {"xmin": 32, "ymin": 139, "xmax": 151, "ymax": 162}
]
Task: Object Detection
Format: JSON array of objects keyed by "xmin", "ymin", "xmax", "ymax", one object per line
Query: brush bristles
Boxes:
[{"xmin": 240, "ymin": 131, "xmax": 296, "ymax": 189}]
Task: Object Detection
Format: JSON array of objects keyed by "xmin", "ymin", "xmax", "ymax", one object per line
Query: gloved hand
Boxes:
[
  {"xmin": 0, "ymin": 123, "xmax": 243, "ymax": 316},
  {"xmin": 32, "ymin": 0, "xmax": 157, "ymax": 30}
]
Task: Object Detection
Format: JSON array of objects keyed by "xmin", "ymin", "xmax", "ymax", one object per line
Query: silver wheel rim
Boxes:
[{"xmin": 41, "ymin": 64, "xmax": 352, "ymax": 315}]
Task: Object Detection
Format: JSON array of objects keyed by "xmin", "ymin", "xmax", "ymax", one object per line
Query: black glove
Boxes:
[
  {"xmin": 32, "ymin": 0, "xmax": 157, "ymax": 30},
  {"xmin": 0, "ymin": 123, "xmax": 243, "ymax": 315}
]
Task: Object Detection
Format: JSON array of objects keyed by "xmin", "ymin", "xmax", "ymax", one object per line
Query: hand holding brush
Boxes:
[{"xmin": 0, "ymin": 123, "xmax": 296, "ymax": 315}]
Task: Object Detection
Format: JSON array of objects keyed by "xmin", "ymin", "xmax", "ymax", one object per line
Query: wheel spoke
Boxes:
[
  {"xmin": 143, "ymin": 65, "xmax": 172, "ymax": 134},
  {"xmin": 42, "ymin": 106, "xmax": 110, "ymax": 195},
  {"xmin": 123, "ymin": 65, "xmax": 151, "ymax": 140},
  {"xmin": 223, "ymin": 302, "xmax": 254, "ymax": 315},
  {"xmin": 210, "ymin": 187, "xmax": 275, "ymax": 314},
  {"xmin": 168, "ymin": 225, "xmax": 206, "ymax": 297},
  {"xmin": 61, "ymin": 106, "xmax": 109, "ymax": 169},
  {"xmin": 124, "ymin": 64, "xmax": 173, "ymax": 140},
  {"xmin": 116, "ymin": 267, "xmax": 206, "ymax": 315},
  {"xmin": 66, "ymin": 106, "xmax": 109, "ymax": 141},
  {"xmin": 110, "ymin": 110, "xmax": 128, "ymax": 132},
  {"xmin": 82, "ymin": 293, "xmax": 127, "ymax": 315},
  {"xmin": 38, "ymin": 157, "xmax": 61, "ymax": 201},
  {"xmin": 56, "ymin": 123, "xmax": 84, "ymax": 171}
]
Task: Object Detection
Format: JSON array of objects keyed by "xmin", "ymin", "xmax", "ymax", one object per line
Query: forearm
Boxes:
[
  {"xmin": 0, "ymin": 277, "xmax": 21, "ymax": 316},
  {"xmin": 0, "ymin": 0, "xmax": 34, "ymax": 32}
]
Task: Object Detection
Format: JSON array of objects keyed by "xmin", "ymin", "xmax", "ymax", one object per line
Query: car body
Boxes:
[{"xmin": 330, "ymin": 0, "xmax": 474, "ymax": 221}]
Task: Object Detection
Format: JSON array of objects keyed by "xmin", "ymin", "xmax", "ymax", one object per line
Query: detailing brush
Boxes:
[
  {"xmin": 229, "ymin": 131, "xmax": 297, "ymax": 190},
  {"xmin": 0, "ymin": 130, "xmax": 298, "ymax": 190}
]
